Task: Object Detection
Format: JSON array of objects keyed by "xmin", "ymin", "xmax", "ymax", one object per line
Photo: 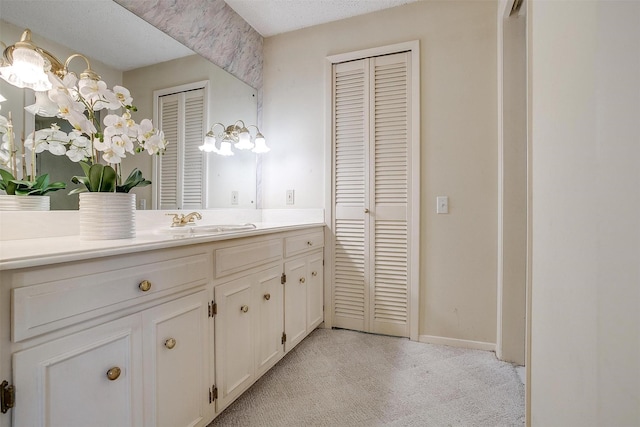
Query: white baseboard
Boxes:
[{"xmin": 419, "ymin": 335, "xmax": 496, "ymax": 352}]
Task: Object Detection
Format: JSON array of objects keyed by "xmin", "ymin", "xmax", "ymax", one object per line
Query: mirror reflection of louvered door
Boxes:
[
  {"xmin": 157, "ymin": 88, "xmax": 206, "ymax": 210},
  {"xmin": 332, "ymin": 52, "xmax": 411, "ymax": 338}
]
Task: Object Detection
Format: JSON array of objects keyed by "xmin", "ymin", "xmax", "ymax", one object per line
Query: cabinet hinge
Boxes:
[
  {"xmin": 1, "ymin": 380, "xmax": 15, "ymax": 414},
  {"xmin": 281, "ymin": 332, "xmax": 287, "ymax": 344},
  {"xmin": 209, "ymin": 301, "xmax": 217, "ymax": 317},
  {"xmin": 209, "ymin": 385, "xmax": 218, "ymax": 403},
  {"xmin": 281, "ymin": 273, "xmax": 286, "ymax": 284}
]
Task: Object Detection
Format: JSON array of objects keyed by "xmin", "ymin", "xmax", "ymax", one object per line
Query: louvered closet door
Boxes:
[
  {"xmin": 158, "ymin": 88, "xmax": 205, "ymax": 209},
  {"xmin": 332, "ymin": 52, "xmax": 410, "ymax": 338}
]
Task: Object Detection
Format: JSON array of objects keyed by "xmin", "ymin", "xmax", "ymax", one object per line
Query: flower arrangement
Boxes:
[
  {"xmin": 22, "ymin": 71, "xmax": 166, "ymax": 193},
  {"xmin": 0, "ymin": 113, "xmax": 67, "ymax": 196}
]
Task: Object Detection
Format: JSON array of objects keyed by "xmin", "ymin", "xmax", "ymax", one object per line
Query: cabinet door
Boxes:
[
  {"xmin": 254, "ymin": 266, "xmax": 284, "ymax": 377},
  {"xmin": 307, "ymin": 251, "xmax": 324, "ymax": 331},
  {"xmin": 13, "ymin": 315, "xmax": 143, "ymax": 427},
  {"xmin": 142, "ymin": 290, "xmax": 210, "ymax": 427},
  {"xmin": 284, "ymin": 258, "xmax": 308, "ymax": 352},
  {"xmin": 214, "ymin": 277, "xmax": 254, "ymax": 410}
]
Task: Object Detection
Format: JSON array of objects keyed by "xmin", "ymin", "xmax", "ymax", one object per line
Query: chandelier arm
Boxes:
[{"xmin": 64, "ymin": 53, "xmax": 100, "ymax": 81}]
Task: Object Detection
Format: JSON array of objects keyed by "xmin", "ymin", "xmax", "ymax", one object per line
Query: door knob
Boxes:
[
  {"xmin": 312, "ymin": 271, "xmax": 318, "ymax": 277},
  {"xmin": 164, "ymin": 338, "xmax": 177, "ymax": 349},
  {"xmin": 264, "ymin": 293, "xmax": 271, "ymax": 301},
  {"xmin": 240, "ymin": 305, "xmax": 249, "ymax": 313},
  {"xmin": 364, "ymin": 208, "xmax": 370, "ymax": 213},
  {"xmin": 106, "ymin": 367, "xmax": 121, "ymax": 381},
  {"xmin": 299, "ymin": 277, "xmax": 306, "ymax": 284}
]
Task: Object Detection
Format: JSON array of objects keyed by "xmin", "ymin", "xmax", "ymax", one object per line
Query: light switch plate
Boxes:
[
  {"xmin": 231, "ymin": 191, "xmax": 239, "ymax": 205},
  {"xmin": 286, "ymin": 190, "xmax": 295, "ymax": 205},
  {"xmin": 437, "ymin": 196, "xmax": 449, "ymax": 214}
]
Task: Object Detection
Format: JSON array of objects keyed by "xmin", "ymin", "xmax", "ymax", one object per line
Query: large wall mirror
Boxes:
[{"xmin": 0, "ymin": 0, "xmax": 258, "ymax": 210}]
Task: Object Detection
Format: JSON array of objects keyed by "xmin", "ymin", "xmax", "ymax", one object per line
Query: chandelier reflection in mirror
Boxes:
[{"xmin": 199, "ymin": 120, "xmax": 269, "ymax": 156}]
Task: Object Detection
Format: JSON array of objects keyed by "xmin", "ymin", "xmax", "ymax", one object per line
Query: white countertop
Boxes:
[
  {"xmin": 0, "ymin": 223, "xmax": 324, "ymax": 270},
  {"xmin": 0, "ymin": 221, "xmax": 325, "ymax": 271}
]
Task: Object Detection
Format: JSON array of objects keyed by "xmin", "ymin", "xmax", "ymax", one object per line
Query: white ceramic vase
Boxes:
[
  {"xmin": 0, "ymin": 195, "xmax": 50, "ymax": 211},
  {"xmin": 79, "ymin": 192, "xmax": 136, "ymax": 240}
]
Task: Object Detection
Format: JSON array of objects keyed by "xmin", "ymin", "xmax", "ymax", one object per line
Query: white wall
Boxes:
[
  {"xmin": 263, "ymin": 1, "xmax": 499, "ymax": 344},
  {"xmin": 530, "ymin": 0, "xmax": 640, "ymax": 425},
  {"xmin": 497, "ymin": 2, "xmax": 527, "ymax": 364}
]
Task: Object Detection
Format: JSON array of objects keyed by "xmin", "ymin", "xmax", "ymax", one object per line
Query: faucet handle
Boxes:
[{"xmin": 166, "ymin": 213, "xmax": 183, "ymax": 227}]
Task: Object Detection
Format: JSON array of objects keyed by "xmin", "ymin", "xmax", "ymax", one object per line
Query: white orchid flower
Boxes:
[
  {"xmin": 112, "ymin": 85, "xmax": 133, "ymax": 107},
  {"xmin": 65, "ymin": 131, "xmax": 91, "ymax": 162},
  {"xmin": 0, "ymin": 115, "xmax": 8, "ymax": 134},
  {"xmin": 98, "ymin": 134, "xmax": 134, "ymax": 164},
  {"xmin": 24, "ymin": 128, "xmax": 70, "ymax": 154},
  {"xmin": 137, "ymin": 119, "xmax": 166, "ymax": 155}
]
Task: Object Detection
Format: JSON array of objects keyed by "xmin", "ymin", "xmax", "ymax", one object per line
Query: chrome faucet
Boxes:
[{"xmin": 167, "ymin": 212, "xmax": 202, "ymax": 227}]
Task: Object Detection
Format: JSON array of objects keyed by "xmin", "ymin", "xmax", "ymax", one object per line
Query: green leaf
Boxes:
[
  {"xmin": 71, "ymin": 175, "xmax": 91, "ymax": 193},
  {"xmin": 0, "ymin": 169, "xmax": 16, "ymax": 195},
  {"xmin": 116, "ymin": 168, "xmax": 150, "ymax": 193},
  {"xmin": 79, "ymin": 161, "xmax": 91, "ymax": 178},
  {"xmin": 100, "ymin": 165, "xmax": 117, "ymax": 192}
]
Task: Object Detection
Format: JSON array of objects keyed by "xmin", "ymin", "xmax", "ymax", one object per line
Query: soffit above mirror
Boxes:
[{"xmin": 1, "ymin": 0, "xmax": 194, "ymax": 71}]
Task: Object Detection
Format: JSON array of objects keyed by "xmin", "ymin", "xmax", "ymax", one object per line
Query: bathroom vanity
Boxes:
[{"xmin": 0, "ymin": 218, "xmax": 325, "ymax": 427}]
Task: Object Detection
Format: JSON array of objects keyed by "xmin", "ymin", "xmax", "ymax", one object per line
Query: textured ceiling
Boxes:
[
  {"xmin": 1, "ymin": 0, "xmax": 194, "ymax": 71},
  {"xmin": 1, "ymin": 0, "xmax": 422, "ymax": 71},
  {"xmin": 224, "ymin": 0, "xmax": 422, "ymax": 37}
]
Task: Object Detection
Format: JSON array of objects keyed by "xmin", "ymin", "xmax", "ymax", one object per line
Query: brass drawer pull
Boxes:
[
  {"xmin": 106, "ymin": 367, "xmax": 121, "ymax": 381},
  {"xmin": 264, "ymin": 293, "xmax": 271, "ymax": 301},
  {"xmin": 240, "ymin": 305, "xmax": 249, "ymax": 313},
  {"xmin": 139, "ymin": 280, "xmax": 152, "ymax": 292},
  {"xmin": 311, "ymin": 271, "xmax": 318, "ymax": 277},
  {"xmin": 164, "ymin": 338, "xmax": 177, "ymax": 349},
  {"xmin": 307, "ymin": 241, "xmax": 313, "ymax": 246},
  {"xmin": 299, "ymin": 277, "xmax": 306, "ymax": 284}
]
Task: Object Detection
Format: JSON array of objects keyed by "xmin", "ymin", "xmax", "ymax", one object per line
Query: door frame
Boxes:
[{"xmin": 324, "ymin": 40, "xmax": 421, "ymax": 340}]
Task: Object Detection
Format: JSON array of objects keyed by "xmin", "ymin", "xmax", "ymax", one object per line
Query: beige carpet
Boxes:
[{"xmin": 209, "ymin": 328, "xmax": 525, "ymax": 426}]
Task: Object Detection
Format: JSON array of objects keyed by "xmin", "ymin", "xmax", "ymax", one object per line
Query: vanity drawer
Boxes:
[
  {"xmin": 215, "ymin": 238, "xmax": 283, "ymax": 278},
  {"xmin": 285, "ymin": 230, "xmax": 324, "ymax": 258},
  {"xmin": 11, "ymin": 246, "xmax": 211, "ymax": 342}
]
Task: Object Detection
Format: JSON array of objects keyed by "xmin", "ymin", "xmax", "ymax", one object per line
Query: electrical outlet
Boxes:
[
  {"xmin": 286, "ymin": 189, "xmax": 295, "ymax": 205},
  {"xmin": 231, "ymin": 191, "xmax": 239, "ymax": 205}
]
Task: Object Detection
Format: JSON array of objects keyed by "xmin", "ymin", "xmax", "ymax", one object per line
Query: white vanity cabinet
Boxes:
[
  {"xmin": 0, "ymin": 224, "xmax": 324, "ymax": 427},
  {"xmin": 212, "ymin": 237, "xmax": 286, "ymax": 412},
  {"xmin": 2, "ymin": 244, "xmax": 214, "ymax": 427},
  {"xmin": 12, "ymin": 313, "xmax": 144, "ymax": 427},
  {"xmin": 284, "ymin": 231, "xmax": 325, "ymax": 352},
  {"xmin": 142, "ymin": 290, "xmax": 211, "ymax": 427}
]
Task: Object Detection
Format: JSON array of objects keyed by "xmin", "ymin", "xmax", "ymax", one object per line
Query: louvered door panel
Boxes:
[
  {"xmin": 159, "ymin": 95, "xmax": 179, "ymax": 209},
  {"xmin": 370, "ymin": 53, "xmax": 409, "ymax": 336},
  {"xmin": 157, "ymin": 88, "xmax": 206, "ymax": 209},
  {"xmin": 333, "ymin": 218, "xmax": 366, "ymax": 330},
  {"xmin": 332, "ymin": 59, "xmax": 370, "ymax": 331},
  {"xmin": 183, "ymin": 90, "xmax": 205, "ymax": 208},
  {"xmin": 332, "ymin": 52, "xmax": 411, "ymax": 338}
]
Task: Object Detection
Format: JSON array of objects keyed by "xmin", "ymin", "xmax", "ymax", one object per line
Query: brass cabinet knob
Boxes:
[
  {"xmin": 299, "ymin": 277, "xmax": 306, "ymax": 284},
  {"xmin": 264, "ymin": 293, "xmax": 271, "ymax": 301},
  {"xmin": 240, "ymin": 305, "xmax": 249, "ymax": 313},
  {"xmin": 364, "ymin": 208, "xmax": 370, "ymax": 213},
  {"xmin": 307, "ymin": 241, "xmax": 313, "ymax": 246},
  {"xmin": 106, "ymin": 367, "xmax": 121, "ymax": 381},
  {"xmin": 139, "ymin": 280, "xmax": 152, "ymax": 292},
  {"xmin": 311, "ymin": 271, "xmax": 318, "ymax": 277},
  {"xmin": 164, "ymin": 338, "xmax": 177, "ymax": 349}
]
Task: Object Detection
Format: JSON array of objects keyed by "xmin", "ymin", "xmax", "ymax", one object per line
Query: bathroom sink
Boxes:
[{"xmin": 156, "ymin": 223, "xmax": 257, "ymax": 236}]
